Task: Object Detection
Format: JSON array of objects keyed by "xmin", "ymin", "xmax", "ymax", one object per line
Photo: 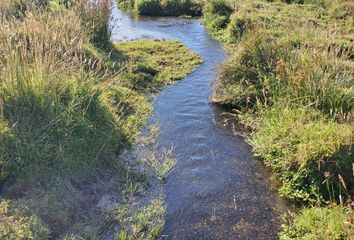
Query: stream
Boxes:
[{"xmin": 110, "ymin": 5, "xmax": 289, "ymax": 240}]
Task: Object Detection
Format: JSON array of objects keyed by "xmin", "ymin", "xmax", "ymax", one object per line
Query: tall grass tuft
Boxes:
[{"xmin": 0, "ymin": 0, "xmax": 129, "ymax": 183}]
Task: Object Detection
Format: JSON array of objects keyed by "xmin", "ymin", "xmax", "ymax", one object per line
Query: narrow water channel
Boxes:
[{"xmin": 111, "ymin": 5, "xmax": 289, "ymax": 239}]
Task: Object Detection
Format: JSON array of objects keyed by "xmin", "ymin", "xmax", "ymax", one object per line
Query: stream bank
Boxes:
[{"xmin": 111, "ymin": 5, "xmax": 290, "ymax": 239}]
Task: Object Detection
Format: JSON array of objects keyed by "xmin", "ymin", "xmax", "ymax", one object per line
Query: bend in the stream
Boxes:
[{"xmin": 111, "ymin": 5, "xmax": 289, "ymax": 239}]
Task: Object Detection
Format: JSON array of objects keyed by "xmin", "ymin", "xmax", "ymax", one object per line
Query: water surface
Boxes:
[{"xmin": 111, "ymin": 6, "xmax": 289, "ymax": 239}]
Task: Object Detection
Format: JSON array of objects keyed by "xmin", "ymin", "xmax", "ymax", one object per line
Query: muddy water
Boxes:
[{"xmin": 111, "ymin": 5, "xmax": 289, "ymax": 240}]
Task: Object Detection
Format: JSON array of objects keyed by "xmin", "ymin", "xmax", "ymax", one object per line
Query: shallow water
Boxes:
[{"xmin": 111, "ymin": 5, "xmax": 289, "ymax": 240}]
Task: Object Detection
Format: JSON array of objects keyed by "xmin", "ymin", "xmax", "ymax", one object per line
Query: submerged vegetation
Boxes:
[
  {"xmin": 202, "ymin": 0, "xmax": 353, "ymax": 238},
  {"xmin": 0, "ymin": 0, "xmax": 201, "ymax": 238}
]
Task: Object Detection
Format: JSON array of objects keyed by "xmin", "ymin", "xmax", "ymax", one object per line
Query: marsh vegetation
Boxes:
[
  {"xmin": 0, "ymin": 0, "xmax": 353, "ymax": 239},
  {"xmin": 202, "ymin": 0, "xmax": 353, "ymax": 238},
  {"xmin": 0, "ymin": 0, "xmax": 201, "ymax": 238},
  {"xmin": 117, "ymin": 0, "xmax": 353, "ymax": 238}
]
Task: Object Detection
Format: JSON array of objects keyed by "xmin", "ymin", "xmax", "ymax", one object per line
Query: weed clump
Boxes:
[{"xmin": 134, "ymin": 0, "xmax": 163, "ymax": 15}]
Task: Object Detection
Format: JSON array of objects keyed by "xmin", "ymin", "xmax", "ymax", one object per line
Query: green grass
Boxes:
[
  {"xmin": 207, "ymin": 0, "xmax": 354, "ymax": 203},
  {"xmin": 212, "ymin": 28, "xmax": 354, "ymax": 119},
  {"xmin": 116, "ymin": 199, "xmax": 165, "ymax": 240},
  {"xmin": 0, "ymin": 4, "xmax": 201, "ymax": 183},
  {"xmin": 203, "ymin": 0, "xmax": 353, "ymax": 43},
  {"xmin": 115, "ymin": 40, "xmax": 203, "ymax": 92},
  {"xmin": 116, "ymin": 0, "xmax": 204, "ymax": 16},
  {"xmin": 280, "ymin": 205, "xmax": 353, "ymax": 239},
  {"xmin": 247, "ymin": 107, "xmax": 353, "ymax": 203},
  {"xmin": 0, "ymin": 200, "xmax": 50, "ymax": 240},
  {"xmin": 0, "ymin": 0, "xmax": 202, "ymax": 238},
  {"xmin": 204, "ymin": 0, "xmax": 354, "ymax": 238}
]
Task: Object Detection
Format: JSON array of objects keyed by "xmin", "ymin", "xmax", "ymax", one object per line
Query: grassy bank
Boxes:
[
  {"xmin": 116, "ymin": 0, "xmax": 204, "ymax": 16},
  {"xmin": 203, "ymin": 0, "xmax": 353, "ymax": 238},
  {"xmin": 0, "ymin": 0, "xmax": 201, "ymax": 238},
  {"xmin": 115, "ymin": 40, "xmax": 202, "ymax": 92}
]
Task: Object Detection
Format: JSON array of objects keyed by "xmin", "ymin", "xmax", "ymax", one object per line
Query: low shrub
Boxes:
[
  {"xmin": 161, "ymin": 0, "xmax": 203, "ymax": 16},
  {"xmin": 134, "ymin": 0, "xmax": 162, "ymax": 16},
  {"xmin": 116, "ymin": 0, "xmax": 134, "ymax": 10},
  {"xmin": 226, "ymin": 14, "xmax": 253, "ymax": 42},
  {"xmin": 203, "ymin": 0, "xmax": 233, "ymax": 38},
  {"xmin": 118, "ymin": 0, "xmax": 203, "ymax": 16},
  {"xmin": 206, "ymin": 0, "xmax": 233, "ymax": 16}
]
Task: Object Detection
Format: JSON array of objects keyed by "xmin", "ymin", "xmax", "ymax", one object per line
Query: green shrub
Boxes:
[
  {"xmin": 119, "ymin": 0, "xmax": 203, "ymax": 16},
  {"xmin": 226, "ymin": 14, "xmax": 252, "ymax": 42},
  {"xmin": 206, "ymin": 0, "xmax": 232, "ymax": 16},
  {"xmin": 160, "ymin": 0, "xmax": 181, "ymax": 14},
  {"xmin": 280, "ymin": 205, "xmax": 352, "ymax": 239},
  {"xmin": 249, "ymin": 107, "xmax": 353, "ymax": 202},
  {"xmin": 134, "ymin": 0, "xmax": 163, "ymax": 15},
  {"xmin": 211, "ymin": 15, "xmax": 230, "ymax": 29},
  {"xmin": 117, "ymin": 0, "xmax": 135, "ymax": 10},
  {"xmin": 202, "ymin": 0, "xmax": 233, "ymax": 38},
  {"xmin": 184, "ymin": 0, "xmax": 204, "ymax": 16},
  {"xmin": 160, "ymin": 0, "xmax": 202, "ymax": 16}
]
